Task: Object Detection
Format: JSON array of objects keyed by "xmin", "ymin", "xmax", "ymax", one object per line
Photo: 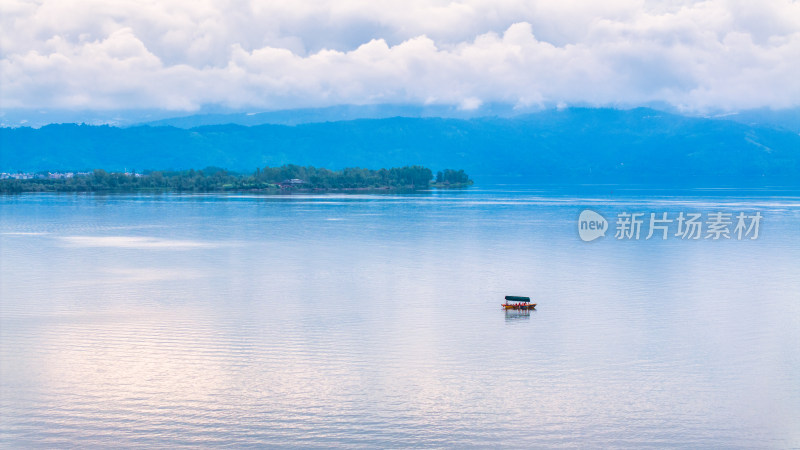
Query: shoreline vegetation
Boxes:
[{"xmin": 0, "ymin": 165, "xmax": 473, "ymax": 193}]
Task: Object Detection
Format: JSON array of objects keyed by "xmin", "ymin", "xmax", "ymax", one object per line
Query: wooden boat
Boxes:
[
  {"xmin": 502, "ymin": 303, "xmax": 537, "ymax": 310},
  {"xmin": 502, "ymin": 295, "xmax": 536, "ymax": 310}
]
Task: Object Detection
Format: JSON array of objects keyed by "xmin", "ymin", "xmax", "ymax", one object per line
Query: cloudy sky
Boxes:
[{"xmin": 2, "ymin": 0, "xmax": 799, "ymax": 113}]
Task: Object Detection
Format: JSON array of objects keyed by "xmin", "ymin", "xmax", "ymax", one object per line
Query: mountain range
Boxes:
[{"xmin": 2, "ymin": 107, "xmax": 798, "ymax": 185}]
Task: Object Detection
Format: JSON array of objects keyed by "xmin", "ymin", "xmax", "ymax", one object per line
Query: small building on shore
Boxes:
[{"xmin": 280, "ymin": 178, "xmax": 305, "ymax": 187}]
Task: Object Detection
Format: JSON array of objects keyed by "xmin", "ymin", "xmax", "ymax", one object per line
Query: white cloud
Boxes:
[{"xmin": 1, "ymin": 0, "xmax": 799, "ymax": 113}]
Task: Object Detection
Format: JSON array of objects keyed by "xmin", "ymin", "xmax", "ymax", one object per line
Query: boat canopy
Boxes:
[{"xmin": 504, "ymin": 296, "xmax": 530, "ymax": 302}]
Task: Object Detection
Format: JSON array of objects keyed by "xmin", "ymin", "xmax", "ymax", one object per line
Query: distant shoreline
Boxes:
[
  {"xmin": 0, "ymin": 166, "xmax": 474, "ymax": 194},
  {"xmin": 0, "ymin": 185, "xmax": 474, "ymax": 195}
]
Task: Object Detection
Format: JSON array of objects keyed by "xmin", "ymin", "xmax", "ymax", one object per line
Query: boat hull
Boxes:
[{"xmin": 502, "ymin": 303, "xmax": 537, "ymax": 310}]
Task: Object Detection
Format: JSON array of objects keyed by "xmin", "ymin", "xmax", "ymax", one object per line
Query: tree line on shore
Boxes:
[{"xmin": 0, "ymin": 165, "xmax": 472, "ymax": 193}]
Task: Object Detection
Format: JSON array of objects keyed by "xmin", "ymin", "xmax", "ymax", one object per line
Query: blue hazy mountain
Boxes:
[
  {"xmin": 708, "ymin": 108, "xmax": 800, "ymax": 133},
  {"xmin": 2, "ymin": 107, "xmax": 798, "ymax": 185},
  {"xmin": 0, "ymin": 103, "xmax": 522, "ymax": 129},
  {"xmin": 0, "ymin": 108, "xmax": 182, "ymax": 129},
  {"xmin": 4, "ymin": 103, "xmax": 799, "ymax": 132},
  {"xmin": 141, "ymin": 104, "xmax": 528, "ymax": 128},
  {"xmin": 125, "ymin": 104, "xmax": 800, "ymax": 133}
]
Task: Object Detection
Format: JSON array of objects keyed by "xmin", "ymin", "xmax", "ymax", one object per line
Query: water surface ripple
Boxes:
[{"xmin": 1, "ymin": 188, "xmax": 799, "ymax": 447}]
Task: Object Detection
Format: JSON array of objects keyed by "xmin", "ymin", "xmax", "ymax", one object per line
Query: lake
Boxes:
[{"xmin": 1, "ymin": 187, "xmax": 799, "ymax": 447}]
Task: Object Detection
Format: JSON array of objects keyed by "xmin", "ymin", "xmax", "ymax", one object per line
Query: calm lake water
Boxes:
[{"xmin": 1, "ymin": 187, "xmax": 799, "ymax": 447}]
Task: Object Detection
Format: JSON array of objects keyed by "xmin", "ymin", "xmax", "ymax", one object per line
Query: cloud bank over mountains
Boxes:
[{"xmin": 2, "ymin": 0, "xmax": 799, "ymax": 113}]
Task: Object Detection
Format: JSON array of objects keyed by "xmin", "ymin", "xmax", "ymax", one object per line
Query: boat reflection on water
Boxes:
[{"xmin": 505, "ymin": 309, "xmax": 531, "ymax": 322}]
